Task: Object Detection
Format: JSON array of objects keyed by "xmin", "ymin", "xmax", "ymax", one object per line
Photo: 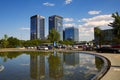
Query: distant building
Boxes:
[
  {"xmin": 94, "ymin": 27, "xmax": 114, "ymax": 44},
  {"xmin": 102, "ymin": 29, "xmax": 114, "ymax": 41},
  {"xmin": 30, "ymin": 15, "xmax": 45, "ymax": 40},
  {"xmin": 64, "ymin": 27, "xmax": 79, "ymax": 41},
  {"xmin": 49, "ymin": 15, "xmax": 63, "ymax": 40},
  {"xmin": 63, "ymin": 30, "xmax": 65, "ymax": 41}
]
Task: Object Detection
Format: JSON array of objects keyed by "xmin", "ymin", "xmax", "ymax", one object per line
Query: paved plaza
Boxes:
[{"xmin": 91, "ymin": 52, "xmax": 120, "ymax": 80}]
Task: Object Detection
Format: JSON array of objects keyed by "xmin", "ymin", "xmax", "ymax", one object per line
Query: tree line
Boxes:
[{"xmin": 0, "ymin": 29, "xmax": 74, "ymax": 48}]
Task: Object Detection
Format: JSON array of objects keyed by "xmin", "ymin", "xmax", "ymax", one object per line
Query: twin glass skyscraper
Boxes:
[
  {"xmin": 49, "ymin": 15, "xmax": 63, "ymax": 41},
  {"xmin": 30, "ymin": 15, "xmax": 79, "ymax": 41},
  {"xmin": 30, "ymin": 15, "xmax": 63, "ymax": 40},
  {"xmin": 30, "ymin": 15, "xmax": 45, "ymax": 40}
]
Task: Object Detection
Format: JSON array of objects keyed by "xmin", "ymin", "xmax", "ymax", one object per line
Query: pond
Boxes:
[{"xmin": 0, "ymin": 51, "xmax": 110, "ymax": 80}]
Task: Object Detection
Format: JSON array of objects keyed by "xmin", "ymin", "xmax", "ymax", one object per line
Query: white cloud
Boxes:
[
  {"xmin": 43, "ymin": 2, "xmax": 55, "ymax": 6},
  {"xmin": 78, "ymin": 27, "xmax": 94, "ymax": 41},
  {"xmin": 64, "ymin": 18, "xmax": 74, "ymax": 22},
  {"xmin": 82, "ymin": 14, "xmax": 112, "ymax": 22},
  {"xmin": 63, "ymin": 23, "xmax": 75, "ymax": 27},
  {"xmin": 20, "ymin": 27, "xmax": 30, "ymax": 31},
  {"xmin": 65, "ymin": 0, "xmax": 72, "ymax": 4},
  {"xmin": 78, "ymin": 20, "xmax": 82, "ymax": 22},
  {"xmin": 79, "ymin": 26, "xmax": 94, "ymax": 37},
  {"xmin": 88, "ymin": 10, "xmax": 101, "ymax": 15},
  {"xmin": 80, "ymin": 14, "xmax": 113, "ymax": 27},
  {"xmin": 83, "ymin": 20, "xmax": 112, "ymax": 27},
  {"xmin": 77, "ymin": 14, "xmax": 113, "ymax": 40}
]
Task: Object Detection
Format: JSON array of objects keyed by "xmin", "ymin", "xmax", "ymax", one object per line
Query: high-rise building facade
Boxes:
[
  {"xmin": 49, "ymin": 15, "xmax": 63, "ymax": 40},
  {"xmin": 30, "ymin": 15, "xmax": 45, "ymax": 40},
  {"xmin": 94, "ymin": 27, "xmax": 114, "ymax": 44},
  {"xmin": 64, "ymin": 27, "xmax": 79, "ymax": 41}
]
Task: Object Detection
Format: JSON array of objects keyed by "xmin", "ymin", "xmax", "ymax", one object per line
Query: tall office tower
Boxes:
[
  {"xmin": 64, "ymin": 27, "xmax": 79, "ymax": 41},
  {"xmin": 30, "ymin": 15, "xmax": 45, "ymax": 40},
  {"xmin": 49, "ymin": 15, "xmax": 63, "ymax": 40}
]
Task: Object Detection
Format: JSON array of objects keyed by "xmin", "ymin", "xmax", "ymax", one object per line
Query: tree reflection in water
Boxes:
[
  {"xmin": 48, "ymin": 52, "xmax": 63, "ymax": 79},
  {"xmin": 95, "ymin": 56, "xmax": 104, "ymax": 71},
  {"xmin": 0, "ymin": 52, "xmax": 22, "ymax": 62},
  {"xmin": 30, "ymin": 54, "xmax": 45, "ymax": 80}
]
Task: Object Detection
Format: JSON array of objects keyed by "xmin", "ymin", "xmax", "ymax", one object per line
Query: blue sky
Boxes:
[{"xmin": 0, "ymin": 0, "xmax": 120, "ymax": 41}]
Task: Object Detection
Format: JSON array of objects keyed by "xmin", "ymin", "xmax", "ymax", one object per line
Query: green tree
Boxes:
[
  {"xmin": 23, "ymin": 39, "xmax": 42, "ymax": 47},
  {"xmin": 48, "ymin": 28, "xmax": 60, "ymax": 42},
  {"xmin": 4, "ymin": 34, "xmax": 8, "ymax": 40},
  {"xmin": 109, "ymin": 12, "xmax": 120, "ymax": 40},
  {"xmin": 23, "ymin": 40, "xmax": 32, "ymax": 47},
  {"xmin": 94, "ymin": 27, "xmax": 102, "ymax": 38},
  {"xmin": 1, "ymin": 34, "xmax": 9, "ymax": 48},
  {"xmin": 95, "ymin": 57, "xmax": 104, "ymax": 71},
  {"xmin": 94, "ymin": 27, "xmax": 103, "ymax": 45},
  {"xmin": 59, "ymin": 40, "xmax": 74, "ymax": 45},
  {"xmin": 7, "ymin": 37, "xmax": 20, "ymax": 48},
  {"xmin": 48, "ymin": 53, "xmax": 62, "ymax": 78},
  {"xmin": 31, "ymin": 39, "xmax": 41, "ymax": 46}
]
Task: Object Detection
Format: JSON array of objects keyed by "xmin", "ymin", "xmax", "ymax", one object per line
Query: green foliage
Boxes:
[
  {"xmin": 94, "ymin": 27, "xmax": 104, "ymax": 45},
  {"xmin": 23, "ymin": 39, "xmax": 51, "ymax": 47},
  {"xmin": 30, "ymin": 39, "xmax": 40, "ymax": 46},
  {"xmin": 0, "ymin": 52, "xmax": 22, "ymax": 62},
  {"xmin": 48, "ymin": 53, "xmax": 61, "ymax": 78},
  {"xmin": 4, "ymin": 34, "xmax": 8, "ymax": 41},
  {"xmin": 48, "ymin": 28, "xmax": 60, "ymax": 42},
  {"xmin": 94, "ymin": 27, "xmax": 102, "ymax": 37},
  {"xmin": 0, "ymin": 33, "xmax": 57, "ymax": 48},
  {"xmin": 7, "ymin": 37, "xmax": 20, "ymax": 48},
  {"xmin": 112, "ymin": 37, "xmax": 120, "ymax": 43},
  {"xmin": 1, "ymin": 39, "xmax": 8, "ymax": 48},
  {"xmin": 0, "ymin": 34, "xmax": 9, "ymax": 48},
  {"xmin": 59, "ymin": 40, "xmax": 74, "ymax": 45},
  {"xmin": 48, "ymin": 54, "xmax": 60, "ymax": 69},
  {"xmin": 23, "ymin": 40, "xmax": 37, "ymax": 47},
  {"xmin": 95, "ymin": 57, "xmax": 104, "ymax": 70},
  {"xmin": 109, "ymin": 12, "xmax": 120, "ymax": 39}
]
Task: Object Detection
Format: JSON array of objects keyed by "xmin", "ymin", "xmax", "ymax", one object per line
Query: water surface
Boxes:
[{"xmin": 0, "ymin": 51, "xmax": 104, "ymax": 80}]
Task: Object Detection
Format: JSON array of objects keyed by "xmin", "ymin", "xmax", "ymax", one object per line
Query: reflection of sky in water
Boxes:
[
  {"xmin": 63, "ymin": 53, "xmax": 98, "ymax": 80},
  {"xmin": 0, "ymin": 52, "xmax": 103, "ymax": 80}
]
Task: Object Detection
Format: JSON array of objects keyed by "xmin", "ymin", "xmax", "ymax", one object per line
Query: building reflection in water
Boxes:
[
  {"xmin": 30, "ymin": 52, "xmax": 64, "ymax": 80},
  {"xmin": 64, "ymin": 53, "xmax": 79, "ymax": 66},
  {"xmin": 29, "ymin": 52, "xmax": 101, "ymax": 80},
  {"xmin": 30, "ymin": 54, "xmax": 45, "ymax": 80},
  {"xmin": 0, "ymin": 52, "xmax": 105, "ymax": 80}
]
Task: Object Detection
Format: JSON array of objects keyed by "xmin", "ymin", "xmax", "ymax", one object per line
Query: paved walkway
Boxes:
[{"xmin": 91, "ymin": 52, "xmax": 120, "ymax": 80}]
